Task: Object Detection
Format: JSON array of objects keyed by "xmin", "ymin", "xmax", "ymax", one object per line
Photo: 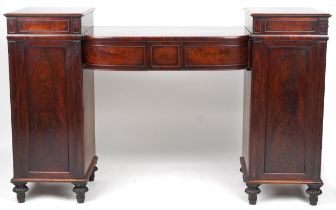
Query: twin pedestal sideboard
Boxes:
[{"xmin": 4, "ymin": 7, "xmax": 330, "ymax": 205}]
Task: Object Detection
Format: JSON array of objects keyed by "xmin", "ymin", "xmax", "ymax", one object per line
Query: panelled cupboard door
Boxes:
[
  {"xmin": 9, "ymin": 40, "xmax": 84, "ymax": 179},
  {"xmin": 251, "ymin": 40, "xmax": 326, "ymax": 181}
]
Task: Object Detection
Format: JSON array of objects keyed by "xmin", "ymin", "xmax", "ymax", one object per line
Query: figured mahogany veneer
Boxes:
[
  {"xmin": 83, "ymin": 26, "xmax": 250, "ymax": 70},
  {"xmin": 150, "ymin": 43, "xmax": 182, "ymax": 69},
  {"xmin": 184, "ymin": 43, "xmax": 248, "ymax": 69},
  {"xmin": 245, "ymin": 8, "xmax": 330, "ymax": 35},
  {"xmin": 5, "ymin": 7, "xmax": 94, "ymax": 34},
  {"xmin": 4, "ymin": 7, "xmax": 331, "ymax": 205}
]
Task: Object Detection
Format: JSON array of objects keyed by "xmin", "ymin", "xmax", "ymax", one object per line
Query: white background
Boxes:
[{"xmin": 0, "ymin": 0, "xmax": 335, "ymax": 209}]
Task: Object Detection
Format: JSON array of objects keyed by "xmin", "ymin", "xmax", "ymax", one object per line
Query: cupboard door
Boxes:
[
  {"xmin": 11, "ymin": 40, "xmax": 83, "ymax": 179},
  {"xmin": 251, "ymin": 40, "xmax": 326, "ymax": 180}
]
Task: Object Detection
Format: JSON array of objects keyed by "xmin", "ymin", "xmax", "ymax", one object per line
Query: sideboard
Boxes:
[{"xmin": 4, "ymin": 7, "xmax": 330, "ymax": 205}]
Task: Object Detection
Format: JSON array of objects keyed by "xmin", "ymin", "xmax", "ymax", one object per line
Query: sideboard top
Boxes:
[
  {"xmin": 5, "ymin": 7, "xmax": 330, "ymax": 18},
  {"xmin": 86, "ymin": 26, "xmax": 250, "ymax": 37},
  {"xmin": 245, "ymin": 7, "xmax": 331, "ymax": 17},
  {"xmin": 83, "ymin": 26, "xmax": 250, "ymax": 42},
  {"xmin": 4, "ymin": 7, "xmax": 94, "ymax": 17}
]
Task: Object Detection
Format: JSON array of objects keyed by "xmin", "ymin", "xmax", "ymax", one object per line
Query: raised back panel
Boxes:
[
  {"xmin": 25, "ymin": 46, "xmax": 69, "ymax": 172},
  {"xmin": 264, "ymin": 44, "xmax": 309, "ymax": 174},
  {"xmin": 13, "ymin": 40, "xmax": 84, "ymax": 179},
  {"xmin": 25, "ymin": 47, "xmax": 69, "ymax": 172},
  {"xmin": 254, "ymin": 40, "xmax": 321, "ymax": 180}
]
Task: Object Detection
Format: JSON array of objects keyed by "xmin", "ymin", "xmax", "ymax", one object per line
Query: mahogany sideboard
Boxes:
[{"xmin": 4, "ymin": 7, "xmax": 331, "ymax": 205}]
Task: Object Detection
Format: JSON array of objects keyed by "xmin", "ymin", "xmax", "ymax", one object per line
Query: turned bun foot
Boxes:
[
  {"xmin": 89, "ymin": 166, "xmax": 98, "ymax": 182},
  {"xmin": 239, "ymin": 167, "xmax": 246, "ymax": 182},
  {"xmin": 245, "ymin": 185, "xmax": 261, "ymax": 205},
  {"xmin": 73, "ymin": 183, "xmax": 89, "ymax": 203},
  {"xmin": 306, "ymin": 186, "xmax": 322, "ymax": 206},
  {"xmin": 13, "ymin": 182, "xmax": 29, "ymax": 203}
]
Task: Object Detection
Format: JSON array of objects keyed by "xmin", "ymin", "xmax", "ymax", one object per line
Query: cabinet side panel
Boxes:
[
  {"xmin": 83, "ymin": 69, "xmax": 96, "ymax": 172},
  {"xmin": 242, "ymin": 70, "xmax": 251, "ymax": 170},
  {"xmin": 248, "ymin": 41, "xmax": 266, "ymax": 179},
  {"xmin": 264, "ymin": 45, "xmax": 309, "ymax": 174},
  {"xmin": 309, "ymin": 41, "xmax": 327, "ymax": 180},
  {"xmin": 8, "ymin": 41, "xmax": 23, "ymax": 177}
]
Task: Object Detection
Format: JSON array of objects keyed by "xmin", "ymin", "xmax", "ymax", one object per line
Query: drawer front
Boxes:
[
  {"xmin": 184, "ymin": 43, "xmax": 248, "ymax": 69},
  {"xmin": 253, "ymin": 17, "xmax": 328, "ymax": 35},
  {"xmin": 17, "ymin": 17, "xmax": 71, "ymax": 33},
  {"xmin": 6, "ymin": 17, "xmax": 85, "ymax": 34},
  {"xmin": 150, "ymin": 43, "xmax": 182, "ymax": 69},
  {"xmin": 84, "ymin": 40, "xmax": 249, "ymax": 70},
  {"xmin": 85, "ymin": 43, "xmax": 148, "ymax": 70},
  {"xmin": 265, "ymin": 18, "xmax": 315, "ymax": 32}
]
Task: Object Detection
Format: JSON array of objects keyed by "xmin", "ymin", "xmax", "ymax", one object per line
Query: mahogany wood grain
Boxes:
[
  {"xmin": 17, "ymin": 17, "xmax": 70, "ymax": 33},
  {"xmin": 241, "ymin": 8, "xmax": 330, "ymax": 205},
  {"xmin": 245, "ymin": 8, "xmax": 330, "ymax": 35},
  {"xmin": 83, "ymin": 28, "xmax": 250, "ymax": 70},
  {"xmin": 85, "ymin": 42, "xmax": 148, "ymax": 70},
  {"xmin": 11, "ymin": 40, "xmax": 85, "ymax": 179},
  {"xmin": 25, "ymin": 45, "xmax": 69, "ymax": 173},
  {"xmin": 4, "ymin": 7, "xmax": 330, "ymax": 205},
  {"xmin": 6, "ymin": 7, "xmax": 97, "ymax": 203},
  {"xmin": 5, "ymin": 8, "xmax": 94, "ymax": 34},
  {"xmin": 4, "ymin": 7, "xmax": 94, "ymax": 17},
  {"xmin": 245, "ymin": 8, "xmax": 330, "ymax": 17},
  {"xmin": 184, "ymin": 43, "xmax": 248, "ymax": 69},
  {"xmin": 83, "ymin": 26, "xmax": 250, "ymax": 39},
  {"xmin": 83, "ymin": 70, "xmax": 96, "ymax": 172},
  {"xmin": 150, "ymin": 43, "xmax": 183, "ymax": 69}
]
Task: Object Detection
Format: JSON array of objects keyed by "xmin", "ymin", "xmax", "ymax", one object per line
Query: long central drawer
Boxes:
[{"xmin": 83, "ymin": 27, "xmax": 250, "ymax": 70}]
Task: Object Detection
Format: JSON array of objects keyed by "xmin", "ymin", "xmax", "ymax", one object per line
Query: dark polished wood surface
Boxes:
[
  {"xmin": 6, "ymin": 7, "xmax": 97, "ymax": 204},
  {"xmin": 245, "ymin": 7, "xmax": 331, "ymax": 17},
  {"xmin": 4, "ymin": 7, "xmax": 330, "ymax": 205},
  {"xmin": 84, "ymin": 26, "xmax": 250, "ymax": 70},
  {"xmin": 241, "ymin": 7, "xmax": 329, "ymax": 206},
  {"xmin": 4, "ymin": 7, "xmax": 94, "ymax": 17},
  {"xmin": 245, "ymin": 8, "xmax": 330, "ymax": 35},
  {"xmin": 84, "ymin": 26, "xmax": 250, "ymax": 38}
]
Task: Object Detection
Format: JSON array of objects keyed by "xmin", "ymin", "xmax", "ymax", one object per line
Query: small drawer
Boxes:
[
  {"xmin": 150, "ymin": 43, "xmax": 182, "ymax": 69},
  {"xmin": 17, "ymin": 17, "xmax": 71, "ymax": 33},
  {"xmin": 184, "ymin": 43, "xmax": 248, "ymax": 69},
  {"xmin": 265, "ymin": 18, "xmax": 316, "ymax": 32},
  {"xmin": 253, "ymin": 17, "xmax": 322, "ymax": 34},
  {"xmin": 85, "ymin": 43, "xmax": 148, "ymax": 70}
]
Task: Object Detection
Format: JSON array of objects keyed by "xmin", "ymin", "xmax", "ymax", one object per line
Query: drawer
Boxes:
[
  {"xmin": 252, "ymin": 17, "xmax": 327, "ymax": 35},
  {"xmin": 85, "ymin": 42, "xmax": 148, "ymax": 70},
  {"xmin": 184, "ymin": 43, "xmax": 248, "ymax": 69},
  {"xmin": 16, "ymin": 17, "xmax": 71, "ymax": 33},
  {"xmin": 149, "ymin": 43, "xmax": 182, "ymax": 69},
  {"xmin": 265, "ymin": 18, "xmax": 316, "ymax": 32}
]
